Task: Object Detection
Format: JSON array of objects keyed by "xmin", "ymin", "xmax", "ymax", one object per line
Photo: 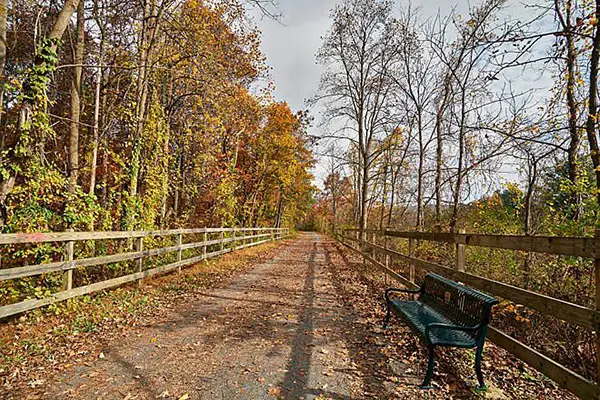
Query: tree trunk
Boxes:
[
  {"xmin": 125, "ymin": 0, "xmax": 160, "ymax": 229},
  {"xmin": 0, "ymin": 0, "xmax": 7, "ymax": 224},
  {"xmin": 434, "ymin": 73, "xmax": 451, "ymax": 228},
  {"xmin": 387, "ymin": 165, "xmax": 397, "ymax": 228},
  {"xmin": 88, "ymin": 62, "xmax": 102, "ymax": 197},
  {"xmin": 360, "ymin": 155, "xmax": 369, "ymax": 239},
  {"xmin": 416, "ymin": 112, "xmax": 424, "ymax": 230},
  {"xmin": 559, "ymin": 0, "xmax": 581, "ymax": 219},
  {"xmin": 450, "ymin": 88, "xmax": 467, "ymax": 232},
  {"xmin": 585, "ymin": 0, "xmax": 600, "ymax": 211},
  {"xmin": 68, "ymin": 0, "xmax": 85, "ymax": 192},
  {"xmin": 524, "ymin": 159, "xmax": 537, "ymax": 236},
  {"xmin": 435, "ymin": 110, "xmax": 443, "ymax": 225},
  {"xmin": 523, "ymin": 157, "xmax": 537, "ymax": 290},
  {"xmin": 332, "ymin": 184, "xmax": 338, "ymax": 233},
  {"xmin": 379, "ymin": 165, "xmax": 388, "ymax": 231},
  {"xmin": 0, "ymin": 0, "xmax": 7, "ymax": 123},
  {"xmin": 89, "ymin": 0, "xmax": 105, "ymax": 199},
  {"xmin": 101, "ymin": 139, "xmax": 108, "ymax": 207},
  {"xmin": 160, "ymin": 73, "xmax": 173, "ymax": 227},
  {"xmin": 275, "ymin": 190, "xmax": 284, "ymax": 228}
]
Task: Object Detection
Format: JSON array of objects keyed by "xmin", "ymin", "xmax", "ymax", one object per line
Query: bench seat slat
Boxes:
[{"xmin": 391, "ymin": 299, "xmax": 477, "ymax": 347}]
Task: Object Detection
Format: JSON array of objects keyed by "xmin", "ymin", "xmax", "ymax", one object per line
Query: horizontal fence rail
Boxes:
[
  {"xmin": 337, "ymin": 228, "xmax": 600, "ymax": 400},
  {"xmin": 0, "ymin": 227, "xmax": 288, "ymax": 320},
  {"xmin": 345, "ymin": 228, "xmax": 600, "ymax": 258}
]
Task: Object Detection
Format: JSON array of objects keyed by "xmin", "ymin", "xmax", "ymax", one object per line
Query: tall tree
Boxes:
[
  {"xmin": 69, "ymin": 0, "xmax": 85, "ymax": 192},
  {"xmin": 555, "ymin": 0, "xmax": 582, "ymax": 218},
  {"xmin": 315, "ymin": 0, "xmax": 399, "ymax": 238}
]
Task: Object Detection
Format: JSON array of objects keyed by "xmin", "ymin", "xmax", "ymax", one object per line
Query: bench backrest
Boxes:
[{"xmin": 420, "ymin": 273, "xmax": 498, "ymax": 332}]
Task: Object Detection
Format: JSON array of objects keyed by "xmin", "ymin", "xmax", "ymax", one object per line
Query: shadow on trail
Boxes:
[
  {"xmin": 105, "ymin": 351, "xmax": 163, "ymax": 399},
  {"xmin": 194, "ymin": 291, "xmax": 295, "ymax": 308},
  {"xmin": 279, "ymin": 238, "xmax": 360, "ymax": 400},
  {"xmin": 280, "ymin": 241, "xmax": 317, "ymax": 399}
]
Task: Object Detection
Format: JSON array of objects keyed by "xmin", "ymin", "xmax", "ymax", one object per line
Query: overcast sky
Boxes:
[
  {"xmin": 251, "ymin": 1, "xmax": 549, "ymax": 190},
  {"xmin": 254, "ymin": 1, "xmax": 467, "ymax": 113}
]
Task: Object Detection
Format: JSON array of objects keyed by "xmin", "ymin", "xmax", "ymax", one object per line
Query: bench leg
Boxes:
[
  {"xmin": 382, "ymin": 301, "xmax": 391, "ymax": 328},
  {"xmin": 420, "ymin": 344, "xmax": 435, "ymax": 389},
  {"xmin": 475, "ymin": 345, "xmax": 485, "ymax": 389}
]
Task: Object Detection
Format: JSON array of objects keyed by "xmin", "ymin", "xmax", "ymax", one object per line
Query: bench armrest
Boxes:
[
  {"xmin": 424, "ymin": 323, "xmax": 482, "ymax": 343},
  {"xmin": 385, "ymin": 287, "xmax": 422, "ymax": 302}
]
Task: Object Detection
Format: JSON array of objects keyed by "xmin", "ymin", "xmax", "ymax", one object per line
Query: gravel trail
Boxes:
[{"xmin": 45, "ymin": 233, "xmax": 378, "ymax": 400}]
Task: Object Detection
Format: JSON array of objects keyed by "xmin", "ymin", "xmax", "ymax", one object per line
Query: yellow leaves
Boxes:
[
  {"xmin": 502, "ymin": 303, "xmax": 531, "ymax": 325},
  {"xmin": 515, "ymin": 315, "xmax": 531, "ymax": 324}
]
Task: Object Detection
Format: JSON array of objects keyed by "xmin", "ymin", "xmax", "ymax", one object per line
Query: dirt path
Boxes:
[{"xmin": 43, "ymin": 233, "xmax": 380, "ymax": 400}]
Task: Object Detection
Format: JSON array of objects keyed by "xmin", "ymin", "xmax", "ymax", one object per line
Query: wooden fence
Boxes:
[
  {"xmin": 0, "ymin": 227, "xmax": 288, "ymax": 320},
  {"xmin": 337, "ymin": 228, "xmax": 600, "ymax": 400}
]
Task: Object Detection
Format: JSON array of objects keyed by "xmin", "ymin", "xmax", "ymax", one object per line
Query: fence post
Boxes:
[
  {"xmin": 594, "ymin": 229, "xmax": 600, "ymax": 383},
  {"xmin": 408, "ymin": 238, "xmax": 415, "ymax": 284},
  {"xmin": 177, "ymin": 232, "xmax": 183, "ymax": 273},
  {"xmin": 359, "ymin": 230, "xmax": 366, "ymax": 269},
  {"xmin": 384, "ymin": 234, "xmax": 390, "ymax": 286},
  {"xmin": 455, "ymin": 229, "xmax": 466, "ymax": 272},
  {"xmin": 220, "ymin": 230, "xmax": 225, "ymax": 252},
  {"xmin": 203, "ymin": 230, "xmax": 208, "ymax": 260},
  {"xmin": 62, "ymin": 229, "xmax": 74, "ymax": 291},
  {"xmin": 137, "ymin": 236, "xmax": 143, "ymax": 287}
]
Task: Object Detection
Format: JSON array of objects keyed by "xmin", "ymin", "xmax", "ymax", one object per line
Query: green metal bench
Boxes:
[{"xmin": 383, "ymin": 272, "xmax": 498, "ymax": 389}]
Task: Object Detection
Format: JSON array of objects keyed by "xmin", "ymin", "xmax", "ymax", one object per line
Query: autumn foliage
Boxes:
[{"xmin": 0, "ymin": 0, "xmax": 314, "ymax": 234}]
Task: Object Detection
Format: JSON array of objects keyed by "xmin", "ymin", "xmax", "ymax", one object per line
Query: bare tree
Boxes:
[
  {"xmin": 393, "ymin": 6, "xmax": 436, "ymax": 230},
  {"xmin": 314, "ymin": 0, "xmax": 400, "ymax": 238},
  {"xmin": 428, "ymin": 0, "xmax": 511, "ymax": 231}
]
